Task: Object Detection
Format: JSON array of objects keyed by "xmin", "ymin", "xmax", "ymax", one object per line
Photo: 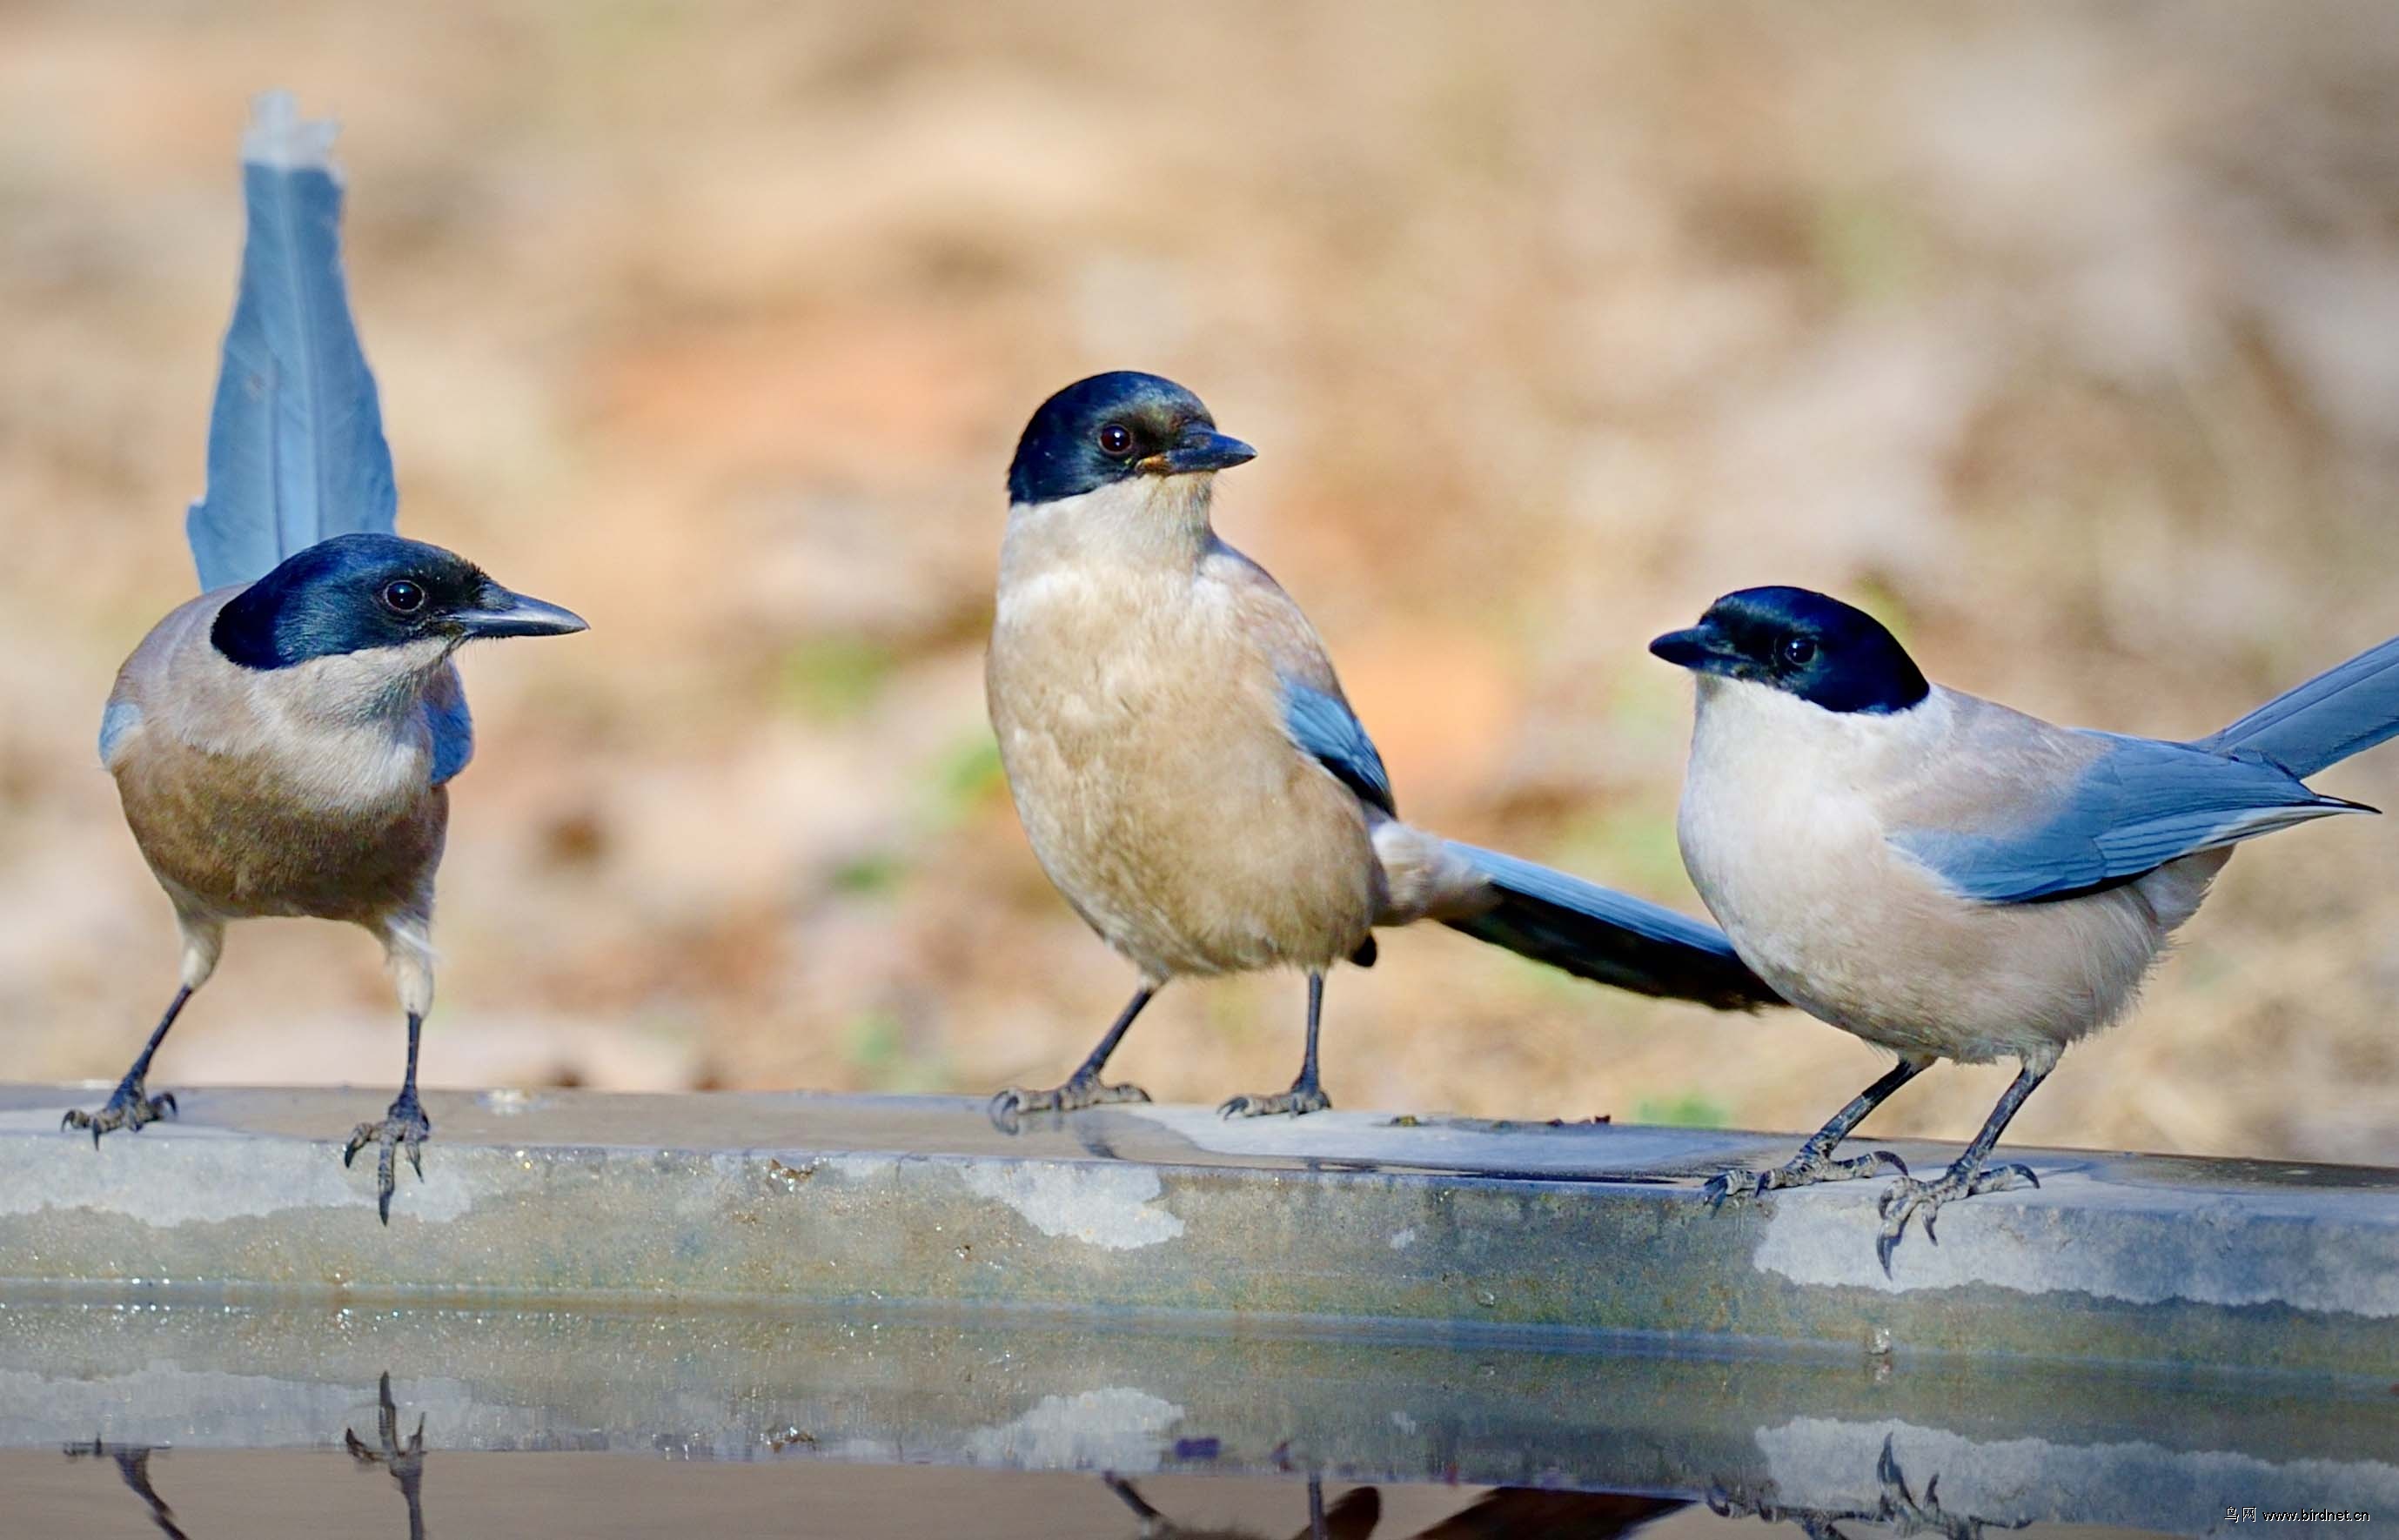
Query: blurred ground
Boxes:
[{"xmin": 3, "ymin": 1, "xmax": 2397, "ymax": 1162}]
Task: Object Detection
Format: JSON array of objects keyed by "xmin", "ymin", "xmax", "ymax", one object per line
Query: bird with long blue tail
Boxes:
[{"xmin": 68, "ymin": 93, "xmax": 586, "ymax": 1222}]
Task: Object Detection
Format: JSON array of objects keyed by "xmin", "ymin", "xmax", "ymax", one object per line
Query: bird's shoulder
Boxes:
[
  {"xmin": 103, "ymin": 589, "xmax": 245, "ymax": 764},
  {"xmin": 1196, "ymin": 537, "xmax": 1344, "ymax": 694}
]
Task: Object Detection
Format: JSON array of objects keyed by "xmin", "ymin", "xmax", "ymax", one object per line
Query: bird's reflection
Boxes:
[
  {"xmin": 1708, "ymin": 1435, "xmax": 2027, "ymax": 1540},
  {"xmin": 1102, "ymin": 1473, "xmax": 1686, "ymax": 1540},
  {"xmin": 64, "ymin": 1441, "xmax": 191, "ymax": 1540},
  {"xmin": 345, "ymin": 1371, "xmax": 431, "ymax": 1540},
  {"xmin": 67, "ymin": 1374, "xmax": 429, "ymax": 1540}
]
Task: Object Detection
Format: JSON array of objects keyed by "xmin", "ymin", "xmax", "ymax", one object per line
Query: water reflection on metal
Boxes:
[{"xmin": 3, "ymin": 1299, "xmax": 2383, "ymax": 1537}]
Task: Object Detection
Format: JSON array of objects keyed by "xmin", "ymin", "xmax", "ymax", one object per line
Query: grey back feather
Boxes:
[{"xmin": 184, "ymin": 93, "xmax": 395, "ymax": 593}]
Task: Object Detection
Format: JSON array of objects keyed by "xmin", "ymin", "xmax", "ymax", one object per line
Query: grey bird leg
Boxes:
[
  {"xmin": 63, "ymin": 986, "xmax": 192, "ymax": 1145},
  {"xmin": 1877, "ymin": 1065, "xmax": 2047, "ymax": 1274},
  {"xmin": 345, "ymin": 1371, "xmax": 428, "ymax": 1540},
  {"xmin": 990, "ymin": 985, "xmax": 1159, "ymax": 1130},
  {"xmin": 1103, "ymin": 1473, "xmax": 1167, "ymax": 1535},
  {"xmin": 65, "ymin": 1441, "xmax": 191, "ymax": 1540},
  {"xmin": 1703, "ymin": 1057, "xmax": 1927, "ymax": 1209},
  {"xmin": 344, "ymin": 1012, "xmax": 432, "ymax": 1225},
  {"xmin": 1221, "ymin": 971, "xmax": 1334, "ymax": 1118}
]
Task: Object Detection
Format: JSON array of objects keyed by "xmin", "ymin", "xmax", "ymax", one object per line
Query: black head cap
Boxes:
[
  {"xmin": 211, "ymin": 532, "xmax": 586, "ymax": 670},
  {"xmin": 1649, "ymin": 586, "xmax": 1929, "ymax": 714},
  {"xmin": 1006, "ymin": 371, "xmax": 1256, "ymax": 506}
]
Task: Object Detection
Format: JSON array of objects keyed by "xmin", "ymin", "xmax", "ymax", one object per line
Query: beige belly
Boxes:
[
  {"xmin": 989, "ymin": 608, "xmax": 1377, "ymax": 981},
  {"xmin": 117, "ymin": 746, "xmax": 446, "ymax": 926},
  {"xmin": 1679, "ymin": 753, "xmax": 2173, "ymax": 1069}
]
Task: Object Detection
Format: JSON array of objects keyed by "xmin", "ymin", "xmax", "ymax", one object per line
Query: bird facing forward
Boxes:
[
  {"xmin": 65, "ymin": 96, "xmax": 586, "ymax": 1222},
  {"xmin": 986, "ymin": 372, "xmax": 1779, "ymax": 1123}
]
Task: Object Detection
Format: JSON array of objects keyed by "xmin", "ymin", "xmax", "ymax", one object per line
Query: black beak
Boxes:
[
  {"xmin": 452, "ymin": 585, "xmax": 588, "ymax": 641},
  {"xmin": 1139, "ymin": 425, "xmax": 1256, "ymax": 477},
  {"xmin": 1649, "ymin": 621, "xmax": 1739, "ymax": 673}
]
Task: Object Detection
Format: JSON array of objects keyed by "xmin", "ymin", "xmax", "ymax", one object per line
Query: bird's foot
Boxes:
[
  {"xmin": 988, "ymin": 1075, "xmax": 1151, "ymax": 1131},
  {"xmin": 345, "ymin": 1372, "xmax": 426, "ymax": 1480},
  {"xmin": 342, "ymin": 1093, "xmax": 432, "ymax": 1225},
  {"xmin": 1867, "ymin": 1432, "xmax": 2025, "ymax": 1540},
  {"xmin": 1703, "ymin": 1145, "xmax": 1906, "ymax": 1211},
  {"xmin": 1217, "ymin": 1079, "xmax": 1332, "ymax": 1119},
  {"xmin": 62, "ymin": 1078, "xmax": 178, "ymax": 1146},
  {"xmin": 1875, "ymin": 1155, "xmax": 2039, "ymax": 1274}
]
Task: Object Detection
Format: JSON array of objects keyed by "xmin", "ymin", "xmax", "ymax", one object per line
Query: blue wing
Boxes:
[
  {"xmin": 425, "ymin": 666, "xmax": 474, "ymax": 787},
  {"xmin": 1280, "ymin": 677, "xmax": 1395, "ymax": 816},
  {"xmin": 1893, "ymin": 731, "xmax": 2369, "ymax": 904},
  {"xmin": 185, "ymin": 92, "xmax": 396, "ymax": 593}
]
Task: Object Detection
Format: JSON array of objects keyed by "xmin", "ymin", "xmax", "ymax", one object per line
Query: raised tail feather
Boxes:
[
  {"xmin": 1439, "ymin": 842, "xmax": 1781, "ymax": 1011},
  {"xmin": 185, "ymin": 91, "xmax": 395, "ymax": 593},
  {"xmin": 2200, "ymin": 633, "xmax": 2399, "ymax": 779}
]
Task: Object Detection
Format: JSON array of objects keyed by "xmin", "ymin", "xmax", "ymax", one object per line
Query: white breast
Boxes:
[{"xmin": 1676, "ymin": 679, "xmax": 2170, "ymax": 1068}]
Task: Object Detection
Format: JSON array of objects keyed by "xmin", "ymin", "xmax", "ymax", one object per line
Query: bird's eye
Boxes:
[
  {"xmin": 1096, "ymin": 422, "xmax": 1135, "ymax": 457},
  {"xmin": 382, "ymin": 579, "xmax": 426, "ymax": 615},
  {"xmin": 1779, "ymin": 636, "xmax": 1818, "ymax": 667}
]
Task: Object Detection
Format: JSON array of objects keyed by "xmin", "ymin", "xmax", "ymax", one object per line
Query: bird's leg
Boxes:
[
  {"xmin": 1103, "ymin": 1473, "xmax": 1167, "ymax": 1536},
  {"xmin": 345, "ymin": 1371, "xmax": 429, "ymax": 1540},
  {"xmin": 1704, "ymin": 1058, "xmax": 1927, "ymax": 1209},
  {"xmin": 344, "ymin": 1012, "xmax": 432, "ymax": 1225},
  {"xmin": 1876, "ymin": 1064, "xmax": 2048, "ymax": 1274},
  {"xmin": 65, "ymin": 1441, "xmax": 191, "ymax": 1540},
  {"xmin": 1220, "ymin": 971, "xmax": 1334, "ymax": 1118},
  {"xmin": 989, "ymin": 985, "xmax": 1159, "ymax": 1129},
  {"xmin": 63, "ymin": 986, "xmax": 195, "ymax": 1145}
]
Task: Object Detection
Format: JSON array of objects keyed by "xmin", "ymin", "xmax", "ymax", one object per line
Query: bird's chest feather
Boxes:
[
  {"xmin": 988, "ymin": 564, "xmax": 1371, "ymax": 973},
  {"xmin": 114, "ymin": 644, "xmax": 450, "ymax": 921},
  {"xmin": 1678, "ymin": 682, "xmax": 1953, "ymax": 1019}
]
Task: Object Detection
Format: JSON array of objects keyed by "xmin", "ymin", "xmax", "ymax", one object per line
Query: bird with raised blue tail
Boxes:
[
  {"xmin": 985, "ymin": 372, "xmax": 1780, "ymax": 1126},
  {"xmin": 1652, "ymin": 585, "xmax": 2399, "ymax": 1269},
  {"xmin": 66, "ymin": 95, "xmax": 586, "ymax": 1222}
]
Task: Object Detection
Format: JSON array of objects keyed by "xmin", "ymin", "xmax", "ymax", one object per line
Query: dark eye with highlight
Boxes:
[
  {"xmin": 1096, "ymin": 422, "xmax": 1134, "ymax": 457},
  {"xmin": 382, "ymin": 579, "xmax": 426, "ymax": 615},
  {"xmin": 1779, "ymin": 635, "xmax": 1818, "ymax": 668}
]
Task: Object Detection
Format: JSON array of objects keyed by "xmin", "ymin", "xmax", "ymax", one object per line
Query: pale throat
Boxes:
[{"xmin": 1005, "ymin": 475, "xmax": 1219, "ymax": 579}]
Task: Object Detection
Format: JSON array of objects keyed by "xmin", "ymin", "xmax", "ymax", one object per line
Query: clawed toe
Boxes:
[
  {"xmin": 62, "ymin": 1086, "xmax": 178, "ymax": 1146},
  {"xmin": 1703, "ymin": 1145, "xmax": 1907, "ymax": 1212},
  {"xmin": 1876, "ymin": 1157, "xmax": 2040, "ymax": 1274},
  {"xmin": 343, "ymin": 1100, "xmax": 432, "ymax": 1225},
  {"xmin": 1216, "ymin": 1085, "xmax": 1332, "ymax": 1119},
  {"xmin": 987, "ymin": 1077, "xmax": 1150, "ymax": 1131},
  {"xmin": 1702, "ymin": 1168, "xmax": 1766, "ymax": 1210}
]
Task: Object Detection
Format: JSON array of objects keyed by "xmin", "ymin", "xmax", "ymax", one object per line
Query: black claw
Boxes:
[
  {"xmin": 1877, "ymin": 1228, "xmax": 1901, "ymax": 1277},
  {"xmin": 1875, "ymin": 1148, "xmax": 1908, "ymax": 1178}
]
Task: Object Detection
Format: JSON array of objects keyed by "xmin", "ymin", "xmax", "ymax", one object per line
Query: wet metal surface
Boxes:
[
  {"xmin": 0, "ymin": 1298, "xmax": 2390, "ymax": 1537},
  {"xmin": 3, "ymin": 1086, "xmax": 2396, "ymax": 1378}
]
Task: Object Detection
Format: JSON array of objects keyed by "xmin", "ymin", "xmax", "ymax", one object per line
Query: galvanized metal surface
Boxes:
[{"xmin": 2, "ymin": 1086, "xmax": 2395, "ymax": 1378}]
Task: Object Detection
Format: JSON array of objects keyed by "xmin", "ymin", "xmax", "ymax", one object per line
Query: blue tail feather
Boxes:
[
  {"xmin": 185, "ymin": 91, "xmax": 395, "ymax": 593},
  {"xmin": 1440, "ymin": 842, "xmax": 1781, "ymax": 1011},
  {"xmin": 2201, "ymin": 634, "xmax": 2399, "ymax": 779}
]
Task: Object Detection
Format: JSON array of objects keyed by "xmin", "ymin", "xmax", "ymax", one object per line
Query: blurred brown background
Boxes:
[{"xmin": 4, "ymin": 1, "xmax": 2396, "ymax": 1162}]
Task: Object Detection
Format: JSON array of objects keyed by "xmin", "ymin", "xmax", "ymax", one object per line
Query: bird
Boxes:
[
  {"xmin": 64, "ymin": 94, "xmax": 586, "ymax": 1222},
  {"xmin": 984, "ymin": 372, "xmax": 1779, "ymax": 1124},
  {"xmin": 1651, "ymin": 584, "xmax": 2399, "ymax": 1267},
  {"xmin": 1105, "ymin": 1475, "xmax": 1380, "ymax": 1540}
]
